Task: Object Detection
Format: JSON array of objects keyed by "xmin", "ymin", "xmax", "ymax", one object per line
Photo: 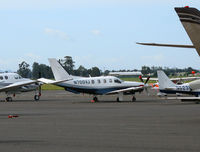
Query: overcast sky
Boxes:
[{"xmin": 1, "ymin": 0, "xmax": 200, "ymax": 71}]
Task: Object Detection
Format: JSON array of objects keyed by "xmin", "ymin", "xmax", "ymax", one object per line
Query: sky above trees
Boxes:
[{"xmin": 1, "ymin": 1, "xmax": 200, "ymax": 71}]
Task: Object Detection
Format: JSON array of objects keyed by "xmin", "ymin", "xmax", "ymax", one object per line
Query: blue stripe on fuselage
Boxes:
[{"xmin": 160, "ymin": 89, "xmax": 200, "ymax": 96}]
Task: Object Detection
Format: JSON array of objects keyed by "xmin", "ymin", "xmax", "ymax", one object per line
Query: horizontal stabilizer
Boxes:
[
  {"xmin": 136, "ymin": 42, "xmax": 194, "ymax": 48},
  {"xmin": 38, "ymin": 78, "xmax": 72, "ymax": 84}
]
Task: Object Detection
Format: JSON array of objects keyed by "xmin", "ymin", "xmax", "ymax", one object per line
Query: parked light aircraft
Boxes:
[
  {"xmin": 144, "ymin": 75, "xmax": 200, "ymax": 90},
  {"xmin": 137, "ymin": 6, "xmax": 200, "ymax": 56},
  {"xmin": 157, "ymin": 70, "xmax": 200, "ymax": 103},
  {"xmin": 39, "ymin": 58, "xmax": 150, "ymax": 102},
  {"xmin": 0, "ymin": 72, "xmax": 41, "ymax": 101}
]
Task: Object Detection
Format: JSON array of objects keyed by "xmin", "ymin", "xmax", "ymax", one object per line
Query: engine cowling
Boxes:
[{"xmin": 188, "ymin": 79, "xmax": 200, "ymax": 90}]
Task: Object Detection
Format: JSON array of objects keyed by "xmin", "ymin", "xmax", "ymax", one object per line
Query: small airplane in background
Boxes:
[
  {"xmin": 137, "ymin": 6, "xmax": 200, "ymax": 56},
  {"xmin": 157, "ymin": 70, "xmax": 200, "ymax": 103},
  {"xmin": 39, "ymin": 58, "xmax": 150, "ymax": 102},
  {"xmin": 0, "ymin": 72, "xmax": 42, "ymax": 101},
  {"xmin": 144, "ymin": 71, "xmax": 200, "ymax": 90}
]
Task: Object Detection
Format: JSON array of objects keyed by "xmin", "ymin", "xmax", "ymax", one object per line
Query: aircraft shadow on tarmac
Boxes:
[{"xmin": 0, "ymin": 140, "xmax": 44, "ymax": 144}]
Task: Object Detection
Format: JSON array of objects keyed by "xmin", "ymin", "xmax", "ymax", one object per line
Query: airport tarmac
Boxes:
[{"xmin": 0, "ymin": 90, "xmax": 200, "ymax": 152}]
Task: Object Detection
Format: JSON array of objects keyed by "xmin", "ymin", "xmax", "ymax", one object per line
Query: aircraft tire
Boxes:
[
  {"xmin": 93, "ymin": 97, "xmax": 98, "ymax": 102},
  {"xmin": 6, "ymin": 97, "xmax": 12, "ymax": 102},
  {"xmin": 132, "ymin": 96, "xmax": 136, "ymax": 102},
  {"xmin": 34, "ymin": 95, "xmax": 40, "ymax": 101}
]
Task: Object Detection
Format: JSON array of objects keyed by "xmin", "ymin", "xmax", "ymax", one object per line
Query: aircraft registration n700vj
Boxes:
[{"xmin": 39, "ymin": 58, "xmax": 149, "ymax": 102}]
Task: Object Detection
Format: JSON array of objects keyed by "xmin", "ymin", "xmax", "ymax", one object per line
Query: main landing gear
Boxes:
[
  {"xmin": 91, "ymin": 96, "xmax": 98, "ymax": 102},
  {"xmin": 6, "ymin": 97, "xmax": 12, "ymax": 102},
  {"xmin": 132, "ymin": 96, "xmax": 136, "ymax": 102},
  {"xmin": 34, "ymin": 86, "xmax": 42, "ymax": 101},
  {"xmin": 117, "ymin": 96, "xmax": 136, "ymax": 102},
  {"xmin": 34, "ymin": 94, "xmax": 40, "ymax": 101}
]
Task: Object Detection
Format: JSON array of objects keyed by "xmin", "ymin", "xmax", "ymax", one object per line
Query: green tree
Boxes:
[
  {"xmin": 59, "ymin": 56, "xmax": 75, "ymax": 74},
  {"xmin": 88, "ymin": 67, "xmax": 101, "ymax": 77},
  {"xmin": 32, "ymin": 62, "xmax": 53, "ymax": 79},
  {"xmin": 32, "ymin": 62, "xmax": 40, "ymax": 79},
  {"xmin": 17, "ymin": 61, "xmax": 32, "ymax": 78}
]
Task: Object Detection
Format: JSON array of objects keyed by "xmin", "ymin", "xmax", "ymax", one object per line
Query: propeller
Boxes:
[
  {"xmin": 145, "ymin": 76, "xmax": 150, "ymax": 84},
  {"xmin": 139, "ymin": 75, "xmax": 144, "ymax": 83},
  {"xmin": 139, "ymin": 75, "xmax": 150, "ymax": 84},
  {"xmin": 38, "ymin": 72, "xmax": 42, "ymax": 96},
  {"xmin": 139, "ymin": 75, "xmax": 151, "ymax": 96}
]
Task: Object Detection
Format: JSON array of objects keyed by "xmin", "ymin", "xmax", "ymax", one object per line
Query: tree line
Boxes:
[{"xmin": 16, "ymin": 56, "xmax": 198, "ymax": 79}]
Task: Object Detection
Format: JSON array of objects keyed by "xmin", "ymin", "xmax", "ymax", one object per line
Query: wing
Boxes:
[
  {"xmin": 0, "ymin": 80, "xmax": 37, "ymax": 92},
  {"xmin": 105, "ymin": 86, "xmax": 143, "ymax": 95},
  {"xmin": 37, "ymin": 78, "xmax": 73, "ymax": 84},
  {"xmin": 143, "ymin": 77, "xmax": 158, "ymax": 81},
  {"xmin": 143, "ymin": 77, "xmax": 200, "ymax": 82},
  {"xmin": 170, "ymin": 77, "xmax": 200, "ymax": 82},
  {"xmin": 136, "ymin": 42, "xmax": 195, "ymax": 48},
  {"xmin": 166, "ymin": 97, "xmax": 200, "ymax": 100}
]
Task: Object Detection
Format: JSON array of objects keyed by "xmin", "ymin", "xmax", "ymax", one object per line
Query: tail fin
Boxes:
[
  {"xmin": 157, "ymin": 70, "xmax": 176, "ymax": 90},
  {"xmin": 48, "ymin": 58, "xmax": 72, "ymax": 81},
  {"xmin": 175, "ymin": 7, "xmax": 200, "ymax": 56}
]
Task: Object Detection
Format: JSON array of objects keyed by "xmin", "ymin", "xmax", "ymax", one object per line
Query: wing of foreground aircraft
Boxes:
[
  {"xmin": 0, "ymin": 80, "xmax": 37, "ymax": 92},
  {"xmin": 105, "ymin": 86, "xmax": 144, "ymax": 95},
  {"xmin": 137, "ymin": 7, "xmax": 200, "ymax": 56}
]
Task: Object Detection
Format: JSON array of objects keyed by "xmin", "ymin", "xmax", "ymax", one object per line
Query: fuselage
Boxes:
[
  {"xmin": 0, "ymin": 73, "xmax": 38, "ymax": 92},
  {"xmin": 56, "ymin": 76, "xmax": 144, "ymax": 95},
  {"xmin": 160, "ymin": 83, "xmax": 200, "ymax": 96}
]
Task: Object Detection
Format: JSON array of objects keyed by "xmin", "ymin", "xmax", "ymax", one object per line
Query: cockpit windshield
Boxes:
[{"xmin": 114, "ymin": 78, "xmax": 123, "ymax": 84}]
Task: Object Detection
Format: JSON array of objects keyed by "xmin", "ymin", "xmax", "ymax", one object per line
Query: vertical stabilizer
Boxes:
[
  {"xmin": 157, "ymin": 70, "xmax": 176, "ymax": 90},
  {"xmin": 48, "ymin": 58, "xmax": 72, "ymax": 81},
  {"xmin": 175, "ymin": 7, "xmax": 200, "ymax": 56}
]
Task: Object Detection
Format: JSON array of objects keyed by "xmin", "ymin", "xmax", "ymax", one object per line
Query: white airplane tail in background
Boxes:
[
  {"xmin": 175, "ymin": 7, "xmax": 200, "ymax": 56},
  {"xmin": 48, "ymin": 58, "xmax": 72, "ymax": 81},
  {"xmin": 157, "ymin": 70, "xmax": 176, "ymax": 90}
]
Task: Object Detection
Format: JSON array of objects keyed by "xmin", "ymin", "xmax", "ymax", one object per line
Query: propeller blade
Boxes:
[
  {"xmin": 139, "ymin": 75, "xmax": 144, "ymax": 83},
  {"xmin": 145, "ymin": 76, "xmax": 150, "ymax": 84},
  {"xmin": 144, "ymin": 87, "xmax": 150, "ymax": 96}
]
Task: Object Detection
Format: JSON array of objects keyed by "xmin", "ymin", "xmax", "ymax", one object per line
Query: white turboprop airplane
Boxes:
[
  {"xmin": 39, "ymin": 58, "xmax": 150, "ymax": 102},
  {"xmin": 0, "ymin": 72, "xmax": 41, "ymax": 101},
  {"xmin": 157, "ymin": 70, "xmax": 200, "ymax": 103},
  {"xmin": 137, "ymin": 6, "xmax": 200, "ymax": 56}
]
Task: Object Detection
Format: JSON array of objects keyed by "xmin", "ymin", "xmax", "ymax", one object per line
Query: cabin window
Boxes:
[
  {"xmin": 5, "ymin": 76, "xmax": 8, "ymax": 80},
  {"xmin": 104, "ymin": 79, "xmax": 106, "ymax": 83},
  {"xmin": 109, "ymin": 79, "xmax": 112, "ymax": 83},
  {"xmin": 114, "ymin": 79, "xmax": 121, "ymax": 84},
  {"xmin": 97, "ymin": 80, "xmax": 101, "ymax": 83},
  {"xmin": 0, "ymin": 76, "xmax": 3, "ymax": 80},
  {"xmin": 15, "ymin": 76, "xmax": 18, "ymax": 79},
  {"xmin": 74, "ymin": 81, "xmax": 77, "ymax": 84},
  {"xmin": 91, "ymin": 80, "xmax": 95, "ymax": 84}
]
